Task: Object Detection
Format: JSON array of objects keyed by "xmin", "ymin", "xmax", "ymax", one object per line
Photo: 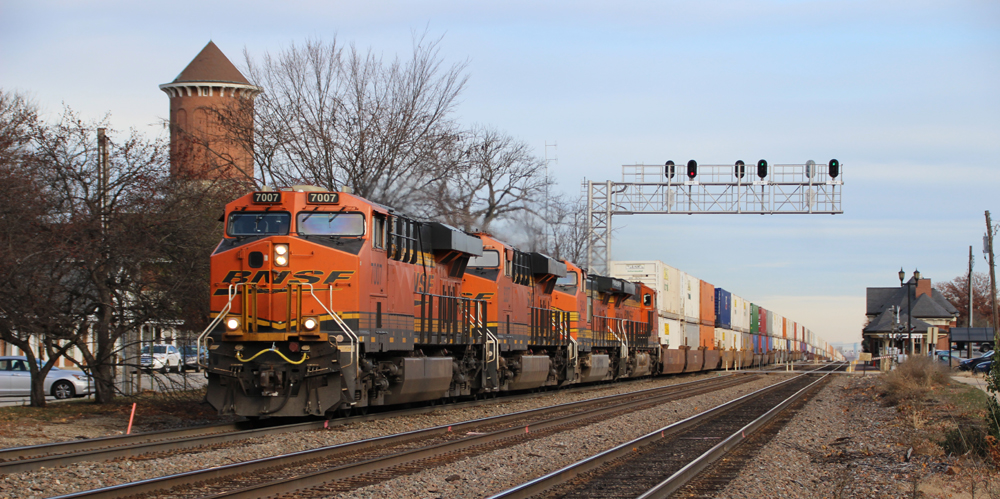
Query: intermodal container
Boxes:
[
  {"xmin": 750, "ymin": 304, "xmax": 759, "ymax": 334},
  {"xmin": 680, "ymin": 272, "xmax": 700, "ymax": 324},
  {"xmin": 782, "ymin": 317, "xmax": 788, "ymax": 339},
  {"xmin": 660, "ymin": 316, "xmax": 683, "ymax": 349},
  {"xmin": 758, "ymin": 307, "xmax": 768, "ymax": 336},
  {"xmin": 700, "ymin": 324, "xmax": 715, "ymax": 349},
  {"xmin": 684, "ymin": 321, "xmax": 700, "ymax": 348},
  {"xmin": 610, "ymin": 261, "xmax": 682, "ymax": 319},
  {"xmin": 714, "ymin": 288, "xmax": 732, "ymax": 329},
  {"xmin": 699, "ymin": 281, "xmax": 715, "ymax": 327}
]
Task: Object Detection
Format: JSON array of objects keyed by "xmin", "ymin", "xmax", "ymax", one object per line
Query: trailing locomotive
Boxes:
[{"xmin": 199, "ymin": 186, "xmax": 834, "ymax": 418}]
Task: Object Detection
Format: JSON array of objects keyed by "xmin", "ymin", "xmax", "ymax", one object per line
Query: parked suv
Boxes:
[
  {"xmin": 181, "ymin": 345, "xmax": 208, "ymax": 372},
  {"xmin": 140, "ymin": 344, "xmax": 182, "ymax": 373}
]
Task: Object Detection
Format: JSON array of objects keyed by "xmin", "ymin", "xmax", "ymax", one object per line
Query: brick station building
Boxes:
[{"xmin": 863, "ymin": 274, "xmax": 958, "ymax": 368}]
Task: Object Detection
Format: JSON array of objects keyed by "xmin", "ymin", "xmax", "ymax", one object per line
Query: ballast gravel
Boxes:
[{"xmin": 0, "ymin": 371, "xmax": 776, "ymax": 499}]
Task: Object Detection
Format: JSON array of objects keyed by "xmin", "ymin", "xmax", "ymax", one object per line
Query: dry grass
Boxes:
[{"xmin": 880, "ymin": 355, "xmax": 953, "ymax": 405}]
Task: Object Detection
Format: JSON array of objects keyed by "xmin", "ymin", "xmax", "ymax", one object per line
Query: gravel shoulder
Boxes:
[{"xmin": 718, "ymin": 375, "xmax": 1000, "ymax": 499}]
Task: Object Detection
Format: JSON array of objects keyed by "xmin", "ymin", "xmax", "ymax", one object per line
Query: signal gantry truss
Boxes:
[{"xmin": 586, "ymin": 161, "xmax": 844, "ymax": 274}]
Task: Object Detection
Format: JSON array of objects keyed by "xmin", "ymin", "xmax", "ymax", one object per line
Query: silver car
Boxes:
[{"xmin": 0, "ymin": 356, "xmax": 93, "ymax": 399}]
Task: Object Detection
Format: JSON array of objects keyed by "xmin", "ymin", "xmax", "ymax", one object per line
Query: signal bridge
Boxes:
[{"xmin": 586, "ymin": 160, "xmax": 844, "ymax": 274}]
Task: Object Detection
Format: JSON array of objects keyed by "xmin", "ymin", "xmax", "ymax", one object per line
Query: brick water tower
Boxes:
[{"xmin": 160, "ymin": 41, "xmax": 260, "ymax": 180}]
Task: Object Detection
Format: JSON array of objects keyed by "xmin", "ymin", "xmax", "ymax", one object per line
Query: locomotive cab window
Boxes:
[
  {"xmin": 468, "ymin": 250, "xmax": 500, "ymax": 268},
  {"xmin": 296, "ymin": 212, "xmax": 365, "ymax": 237},
  {"xmin": 555, "ymin": 271, "xmax": 578, "ymax": 294},
  {"xmin": 371, "ymin": 213, "xmax": 386, "ymax": 249},
  {"xmin": 228, "ymin": 212, "xmax": 291, "ymax": 236}
]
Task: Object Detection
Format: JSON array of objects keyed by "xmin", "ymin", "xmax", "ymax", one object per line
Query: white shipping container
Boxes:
[
  {"xmin": 684, "ymin": 321, "xmax": 700, "ymax": 347},
  {"xmin": 610, "ymin": 261, "xmax": 682, "ymax": 319},
  {"xmin": 716, "ymin": 327, "xmax": 738, "ymax": 350},
  {"xmin": 731, "ymin": 294, "xmax": 748, "ymax": 333},
  {"xmin": 768, "ymin": 311, "xmax": 780, "ymax": 338},
  {"xmin": 680, "ymin": 272, "xmax": 700, "ymax": 323},
  {"xmin": 657, "ymin": 316, "xmax": 682, "ymax": 348}
]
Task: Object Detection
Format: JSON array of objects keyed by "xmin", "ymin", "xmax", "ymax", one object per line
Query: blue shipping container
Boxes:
[{"xmin": 714, "ymin": 288, "xmax": 732, "ymax": 328}]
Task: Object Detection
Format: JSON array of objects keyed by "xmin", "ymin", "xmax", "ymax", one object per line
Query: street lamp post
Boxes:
[{"xmin": 899, "ymin": 268, "xmax": 921, "ymax": 357}]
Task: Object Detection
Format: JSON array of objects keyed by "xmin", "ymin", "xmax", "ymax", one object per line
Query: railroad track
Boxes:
[
  {"xmin": 51, "ymin": 372, "xmax": 766, "ymax": 499},
  {"xmin": 0, "ymin": 372, "xmax": 703, "ymax": 475},
  {"xmin": 488, "ymin": 370, "xmax": 831, "ymax": 498}
]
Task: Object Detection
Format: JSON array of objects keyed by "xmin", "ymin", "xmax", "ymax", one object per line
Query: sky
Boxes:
[{"xmin": 2, "ymin": 0, "xmax": 998, "ymax": 347}]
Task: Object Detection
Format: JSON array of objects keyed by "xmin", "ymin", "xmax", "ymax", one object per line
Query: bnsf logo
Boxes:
[{"xmin": 221, "ymin": 270, "xmax": 354, "ymax": 285}]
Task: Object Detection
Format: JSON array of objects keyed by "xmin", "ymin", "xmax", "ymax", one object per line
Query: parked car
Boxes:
[
  {"xmin": 974, "ymin": 360, "xmax": 994, "ymax": 375},
  {"xmin": 0, "ymin": 356, "xmax": 93, "ymax": 399},
  {"xmin": 180, "ymin": 345, "xmax": 208, "ymax": 372},
  {"xmin": 140, "ymin": 344, "xmax": 183, "ymax": 373},
  {"xmin": 959, "ymin": 350, "xmax": 994, "ymax": 371},
  {"xmin": 934, "ymin": 350, "xmax": 962, "ymax": 367}
]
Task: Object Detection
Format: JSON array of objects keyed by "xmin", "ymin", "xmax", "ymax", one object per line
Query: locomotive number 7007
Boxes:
[{"xmin": 252, "ymin": 192, "xmax": 282, "ymax": 203}]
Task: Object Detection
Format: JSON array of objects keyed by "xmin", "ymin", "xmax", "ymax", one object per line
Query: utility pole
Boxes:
[
  {"xmin": 969, "ymin": 245, "xmax": 975, "ymax": 327},
  {"xmin": 986, "ymin": 211, "xmax": 999, "ymax": 350}
]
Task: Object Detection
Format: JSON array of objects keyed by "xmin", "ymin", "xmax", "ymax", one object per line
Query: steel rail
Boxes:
[
  {"xmin": 637, "ymin": 372, "xmax": 830, "ymax": 498},
  {"xmin": 0, "ymin": 371, "xmax": 702, "ymax": 474},
  {"xmin": 51, "ymin": 373, "xmax": 756, "ymax": 499},
  {"xmin": 487, "ymin": 370, "xmax": 827, "ymax": 499}
]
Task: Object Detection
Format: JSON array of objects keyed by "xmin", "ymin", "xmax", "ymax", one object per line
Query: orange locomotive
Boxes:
[{"xmin": 201, "ymin": 186, "xmax": 662, "ymax": 417}]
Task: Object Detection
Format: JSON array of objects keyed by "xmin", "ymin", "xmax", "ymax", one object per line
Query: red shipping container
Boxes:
[
  {"xmin": 700, "ymin": 324, "xmax": 715, "ymax": 349},
  {"xmin": 759, "ymin": 308, "xmax": 768, "ymax": 336},
  {"xmin": 699, "ymin": 281, "xmax": 715, "ymax": 327}
]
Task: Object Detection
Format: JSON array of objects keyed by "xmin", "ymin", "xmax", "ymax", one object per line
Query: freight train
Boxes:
[{"xmin": 199, "ymin": 186, "xmax": 838, "ymax": 417}]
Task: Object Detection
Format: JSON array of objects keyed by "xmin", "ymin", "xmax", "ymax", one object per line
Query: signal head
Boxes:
[
  {"xmin": 829, "ymin": 159, "xmax": 840, "ymax": 178},
  {"xmin": 735, "ymin": 160, "xmax": 745, "ymax": 179},
  {"xmin": 665, "ymin": 160, "xmax": 675, "ymax": 179},
  {"xmin": 686, "ymin": 160, "xmax": 697, "ymax": 179},
  {"xmin": 805, "ymin": 160, "xmax": 816, "ymax": 179},
  {"xmin": 757, "ymin": 159, "xmax": 768, "ymax": 179}
]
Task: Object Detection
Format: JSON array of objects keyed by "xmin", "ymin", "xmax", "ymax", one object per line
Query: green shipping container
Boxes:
[{"xmin": 750, "ymin": 304, "xmax": 759, "ymax": 334}]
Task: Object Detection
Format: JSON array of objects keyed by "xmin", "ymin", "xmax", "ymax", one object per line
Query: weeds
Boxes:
[{"xmin": 880, "ymin": 355, "xmax": 952, "ymax": 405}]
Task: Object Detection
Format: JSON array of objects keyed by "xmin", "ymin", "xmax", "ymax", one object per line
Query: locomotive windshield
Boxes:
[
  {"xmin": 297, "ymin": 212, "xmax": 365, "ymax": 236},
  {"xmin": 468, "ymin": 249, "xmax": 500, "ymax": 268},
  {"xmin": 228, "ymin": 212, "xmax": 290, "ymax": 236}
]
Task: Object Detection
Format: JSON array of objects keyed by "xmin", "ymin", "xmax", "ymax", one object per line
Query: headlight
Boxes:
[
  {"xmin": 302, "ymin": 317, "xmax": 319, "ymax": 331},
  {"xmin": 225, "ymin": 317, "xmax": 241, "ymax": 331},
  {"xmin": 274, "ymin": 244, "xmax": 289, "ymax": 266}
]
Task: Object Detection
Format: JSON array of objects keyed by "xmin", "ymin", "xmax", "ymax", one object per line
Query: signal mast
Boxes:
[{"xmin": 586, "ymin": 160, "xmax": 843, "ymax": 274}]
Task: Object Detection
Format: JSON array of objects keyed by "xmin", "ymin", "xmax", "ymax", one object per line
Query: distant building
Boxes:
[
  {"xmin": 863, "ymin": 274, "xmax": 958, "ymax": 362},
  {"xmin": 159, "ymin": 41, "xmax": 260, "ymax": 180}
]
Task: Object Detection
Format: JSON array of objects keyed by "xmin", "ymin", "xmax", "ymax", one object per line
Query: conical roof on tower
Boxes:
[{"xmin": 170, "ymin": 41, "xmax": 250, "ymax": 85}]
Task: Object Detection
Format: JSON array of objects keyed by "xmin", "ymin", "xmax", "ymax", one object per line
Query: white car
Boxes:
[
  {"xmin": 0, "ymin": 356, "xmax": 93, "ymax": 399},
  {"xmin": 140, "ymin": 344, "xmax": 183, "ymax": 373}
]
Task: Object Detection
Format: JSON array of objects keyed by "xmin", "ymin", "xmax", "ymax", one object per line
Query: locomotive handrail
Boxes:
[
  {"xmin": 195, "ymin": 283, "xmax": 243, "ymax": 370},
  {"xmin": 308, "ymin": 284, "xmax": 359, "ymax": 377}
]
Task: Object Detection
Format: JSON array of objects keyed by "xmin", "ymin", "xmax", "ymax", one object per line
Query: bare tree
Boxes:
[
  {"xmin": 31, "ymin": 109, "xmax": 172, "ymax": 403},
  {"xmin": 0, "ymin": 90, "xmax": 84, "ymax": 406},
  {"xmin": 423, "ymin": 125, "xmax": 551, "ymax": 232},
  {"xmin": 210, "ymin": 34, "xmax": 468, "ymax": 212}
]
